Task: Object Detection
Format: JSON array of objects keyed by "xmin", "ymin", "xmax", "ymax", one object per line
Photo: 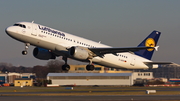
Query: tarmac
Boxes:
[
  {"xmin": 0, "ymin": 86, "xmax": 180, "ymax": 101},
  {"xmin": 1, "ymin": 95, "xmax": 180, "ymax": 101}
]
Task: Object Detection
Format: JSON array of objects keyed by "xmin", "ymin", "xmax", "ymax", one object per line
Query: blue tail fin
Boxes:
[{"xmin": 134, "ymin": 31, "xmax": 161, "ymax": 60}]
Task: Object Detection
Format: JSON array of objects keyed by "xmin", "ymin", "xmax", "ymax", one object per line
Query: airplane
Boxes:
[{"xmin": 5, "ymin": 21, "xmax": 173, "ymax": 71}]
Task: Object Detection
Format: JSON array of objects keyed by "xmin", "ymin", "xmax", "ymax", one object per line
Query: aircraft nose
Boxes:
[{"xmin": 5, "ymin": 26, "xmax": 15, "ymax": 36}]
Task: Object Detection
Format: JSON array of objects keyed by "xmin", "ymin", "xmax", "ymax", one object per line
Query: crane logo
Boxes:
[{"xmin": 145, "ymin": 38, "xmax": 155, "ymax": 51}]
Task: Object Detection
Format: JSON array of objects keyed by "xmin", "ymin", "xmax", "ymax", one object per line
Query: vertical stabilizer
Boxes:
[{"xmin": 134, "ymin": 31, "xmax": 161, "ymax": 60}]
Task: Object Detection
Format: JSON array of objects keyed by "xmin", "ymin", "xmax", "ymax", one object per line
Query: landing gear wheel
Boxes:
[
  {"xmin": 62, "ymin": 56, "xmax": 70, "ymax": 71},
  {"xmin": 86, "ymin": 65, "xmax": 94, "ymax": 71},
  {"xmin": 62, "ymin": 64, "xmax": 70, "ymax": 71},
  {"xmin": 22, "ymin": 50, "xmax": 28, "ymax": 55},
  {"xmin": 22, "ymin": 43, "xmax": 30, "ymax": 55}
]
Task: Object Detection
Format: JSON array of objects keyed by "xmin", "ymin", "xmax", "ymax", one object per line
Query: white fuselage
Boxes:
[{"xmin": 6, "ymin": 22, "xmax": 158, "ymax": 69}]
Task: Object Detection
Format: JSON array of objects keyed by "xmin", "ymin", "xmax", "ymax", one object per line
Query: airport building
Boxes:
[
  {"xmin": 0, "ymin": 73, "xmax": 8, "ymax": 85},
  {"xmin": 14, "ymin": 78, "xmax": 33, "ymax": 87},
  {"xmin": 69, "ymin": 65, "xmax": 104, "ymax": 71},
  {"xmin": 0, "ymin": 73, "xmax": 35, "ymax": 86},
  {"xmin": 47, "ymin": 72, "xmax": 153, "ymax": 86},
  {"xmin": 134, "ymin": 64, "xmax": 180, "ymax": 78}
]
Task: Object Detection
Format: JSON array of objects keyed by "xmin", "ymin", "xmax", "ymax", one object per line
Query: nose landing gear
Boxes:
[{"xmin": 22, "ymin": 43, "xmax": 30, "ymax": 55}]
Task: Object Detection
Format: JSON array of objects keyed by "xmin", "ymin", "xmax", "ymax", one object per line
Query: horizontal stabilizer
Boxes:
[{"xmin": 144, "ymin": 62, "xmax": 174, "ymax": 65}]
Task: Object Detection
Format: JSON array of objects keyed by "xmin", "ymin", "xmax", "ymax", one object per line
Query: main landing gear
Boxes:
[
  {"xmin": 61, "ymin": 57, "xmax": 95, "ymax": 71},
  {"xmin": 22, "ymin": 43, "xmax": 30, "ymax": 55},
  {"xmin": 86, "ymin": 59, "xmax": 94, "ymax": 71},
  {"xmin": 62, "ymin": 57, "xmax": 70, "ymax": 71}
]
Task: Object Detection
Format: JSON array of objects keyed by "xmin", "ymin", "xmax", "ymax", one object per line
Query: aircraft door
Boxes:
[
  {"xmin": 130, "ymin": 54, "xmax": 136, "ymax": 66},
  {"xmin": 32, "ymin": 23, "xmax": 37, "ymax": 36}
]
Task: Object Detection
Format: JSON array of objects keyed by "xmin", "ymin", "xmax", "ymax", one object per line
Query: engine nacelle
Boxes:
[
  {"xmin": 69, "ymin": 46, "xmax": 90, "ymax": 60},
  {"xmin": 33, "ymin": 47, "xmax": 56, "ymax": 60}
]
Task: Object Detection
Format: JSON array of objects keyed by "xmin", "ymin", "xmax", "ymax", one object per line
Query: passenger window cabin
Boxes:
[{"xmin": 39, "ymin": 27, "xmax": 96, "ymax": 48}]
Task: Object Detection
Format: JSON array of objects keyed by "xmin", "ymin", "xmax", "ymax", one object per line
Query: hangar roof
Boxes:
[{"xmin": 47, "ymin": 73, "xmax": 132, "ymax": 77}]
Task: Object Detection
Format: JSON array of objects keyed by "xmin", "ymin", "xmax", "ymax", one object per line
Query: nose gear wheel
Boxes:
[{"xmin": 22, "ymin": 43, "xmax": 30, "ymax": 55}]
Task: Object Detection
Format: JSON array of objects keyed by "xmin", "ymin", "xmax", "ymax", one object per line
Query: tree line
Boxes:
[{"xmin": 0, "ymin": 60, "xmax": 66, "ymax": 78}]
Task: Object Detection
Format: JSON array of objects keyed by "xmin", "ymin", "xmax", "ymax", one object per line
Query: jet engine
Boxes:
[
  {"xmin": 33, "ymin": 47, "xmax": 56, "ymax": 60},
  {"xmin": 69, "ymin": 46, "xmax": 94, "ymax": 60}
]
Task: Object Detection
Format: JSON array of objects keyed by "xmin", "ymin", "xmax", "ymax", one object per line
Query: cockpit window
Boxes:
[{"xmin": 13, "ymin": 24, "xmax": 26, "ymax": 28}]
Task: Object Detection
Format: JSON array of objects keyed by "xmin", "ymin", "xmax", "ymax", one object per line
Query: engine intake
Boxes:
[{"xmin": 33, "ymin": 47, "xmax": 56, "ymax": 60}]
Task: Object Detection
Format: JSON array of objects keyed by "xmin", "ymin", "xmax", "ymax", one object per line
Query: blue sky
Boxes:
[{"xmin": 0, "ymin": 0, "xmax": 180, "ymax": 67}]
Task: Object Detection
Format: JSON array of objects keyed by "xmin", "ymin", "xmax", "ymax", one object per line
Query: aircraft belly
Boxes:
[
  {"xmin": 94, "ymin": 54, "xmax": 149, "ymax": 69},
  {"xmin": 93, "ymin": 54, "xmax": 128, "ymax": 69}
]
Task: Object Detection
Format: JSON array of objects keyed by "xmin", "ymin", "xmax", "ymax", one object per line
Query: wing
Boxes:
[{"xmin": 89, "ymin": 46, "xmax": 157, "ymax": 56}]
